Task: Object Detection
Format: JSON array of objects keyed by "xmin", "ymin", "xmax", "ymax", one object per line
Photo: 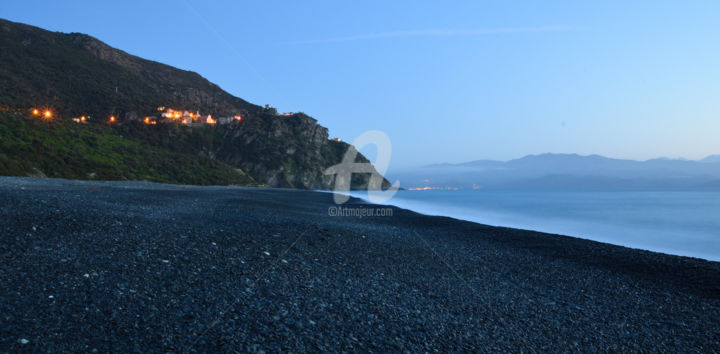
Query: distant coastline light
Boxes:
[
  {"xmin": 43, "ymin": 110, "xmax": 52, "ymax": 119},
  {"xmin": 407, "ymin": 186, "xmax": 459, "ymax": 191},
  {"xmin": 32, "ymin": 108, "xmax": 40, "ymax": 116}
]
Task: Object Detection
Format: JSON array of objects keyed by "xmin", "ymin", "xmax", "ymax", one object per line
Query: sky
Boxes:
[{"xmin": 3, "ymin": 0, "xmax": 720, "ymax": 170}]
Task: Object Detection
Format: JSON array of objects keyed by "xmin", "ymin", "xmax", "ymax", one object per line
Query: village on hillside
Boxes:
[
  {"xmin": 22, "ymin": 106, "xmax": 300, "ymax": 127},
  {"xmin": 12, "ymin": 105, "xmax": 343, "ymax": 141}
]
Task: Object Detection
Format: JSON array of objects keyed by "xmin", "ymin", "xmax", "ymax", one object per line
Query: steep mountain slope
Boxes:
[
  {"xmin": 0, "ymin": 18, "xmax": 259, "ymax": 118},
  {"xmin": 0, "ymin": 18, "xmax": 388, "ymax": 189}
]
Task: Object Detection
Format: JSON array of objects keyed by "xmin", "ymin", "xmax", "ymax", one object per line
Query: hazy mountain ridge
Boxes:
[
  {"xmin": 700, "ymin": 155, "xmax": 720, "ymax": 163},
  {"xmin": 397, "ymin": 153, "xmax": 720, "ymax": 190}
]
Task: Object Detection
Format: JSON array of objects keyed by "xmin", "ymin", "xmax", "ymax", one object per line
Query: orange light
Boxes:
[
  {"xmin": 32, "ymin": 109, "xmax": 40, "ymax": 116},
  {"xmin": 109, "ymin": 115, "xmax": 116, "ymax": 123},
  {"xmin": 80, "ymin": 116, "xmax": 86, "ymax": 122},
  {"xmin": 43, "ymin": 110, "xmax": 52, "ymax": 119},
  {"xmin": 235, "ymin": 115, "xmax": 243, "ymax": 121}
]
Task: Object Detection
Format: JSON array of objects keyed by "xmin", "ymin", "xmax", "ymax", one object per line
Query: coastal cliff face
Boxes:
[
  {"xmin": 215, "ymin": 112, "xmax": 389, "ymax": 189},
  {"xmin": 217, "ymin": 113, "xmax": 332, "ymax": 188},
  {"xmin": 0, "ymin": 18, "xmax": 389, "ymax": 189}
]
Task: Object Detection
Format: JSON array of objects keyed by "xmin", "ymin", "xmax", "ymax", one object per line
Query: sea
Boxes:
[{"xmin": 350, "ymin": 190, "xmax": 720, "ymax": 262}]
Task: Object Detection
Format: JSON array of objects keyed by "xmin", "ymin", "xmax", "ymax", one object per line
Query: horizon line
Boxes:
[{"xmin": 417, "ymin": 152, "xmax": 720, "ymax": 167}]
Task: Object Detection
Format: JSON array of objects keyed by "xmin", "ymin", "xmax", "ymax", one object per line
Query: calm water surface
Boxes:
[{"xmin": 353, "ymin": 190, "xmax": 720, "ymax": 261}]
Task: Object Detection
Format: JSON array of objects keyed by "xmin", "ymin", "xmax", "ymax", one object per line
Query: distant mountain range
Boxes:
[
  {"xmin": 0, "ymin": 18, "xmax": 388, "ymax": 188},
  {"xmin": 390, "ymin": 153, "xmax": 720, "ymax": 191},
  {"xmin": 700, "ymin": 155, "xmax": 720, "ymax": 163}
]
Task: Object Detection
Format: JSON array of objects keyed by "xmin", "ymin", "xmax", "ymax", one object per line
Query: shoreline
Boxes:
[
  {"xmin": 1, "ymin": 177, "xmax": 719, "ymax": 351},
  {"xmin": 345, "ymin": 189, "xmax": 720, "ymax": 262}
]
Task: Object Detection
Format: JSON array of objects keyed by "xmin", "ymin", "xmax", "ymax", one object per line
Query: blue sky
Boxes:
[{"xmin": 3, "ymin": 1, "xmax": 720, "ymax": 169}]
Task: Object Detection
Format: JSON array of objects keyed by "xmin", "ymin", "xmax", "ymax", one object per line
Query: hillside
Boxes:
[
  {"xmin": 0, "ymin": 19, "xmax": 260, "ymax": 118},
  {"xmin": 0, "ymin": 110, "xmax": 253, "ymax": 185},
  {"xmin": 0, "ymin": 18, "xmax": 388, "ymax": 189}
]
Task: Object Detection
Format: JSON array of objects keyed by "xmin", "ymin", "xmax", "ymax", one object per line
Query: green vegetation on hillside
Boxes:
[{"xmin": 0, "ymin": 111, "xmax": 254, "ymax": 185}]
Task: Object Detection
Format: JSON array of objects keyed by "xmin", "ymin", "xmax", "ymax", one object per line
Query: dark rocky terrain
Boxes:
[{"xmin": 1, "ymin": 177, "xmax": 719, "ymax": 352}]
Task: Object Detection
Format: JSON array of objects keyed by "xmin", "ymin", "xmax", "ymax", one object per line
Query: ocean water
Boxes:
[{"xmin": 352, "ymin": 190, "xmax": 720, "ymax": 262}]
